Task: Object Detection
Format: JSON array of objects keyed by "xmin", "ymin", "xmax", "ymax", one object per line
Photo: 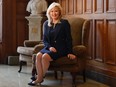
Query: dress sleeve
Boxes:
[
  {"xmin": 64, "ymin": 20, "xmax": 73, "ymax": 54},
  {"xmin": 43, "ymin": 21, "xmax": 51, "ymax": 49}
]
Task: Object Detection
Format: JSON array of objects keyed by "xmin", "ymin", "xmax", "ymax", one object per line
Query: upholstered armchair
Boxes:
[
  {"xmin": 17, "ymin": 40, "xmax": 42, "ymax": 73},
  {"xmin": 30, "ymin": 17, "xmax": 90, "ymax": 87}
]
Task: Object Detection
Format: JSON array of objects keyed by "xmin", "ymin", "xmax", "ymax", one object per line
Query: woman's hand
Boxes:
[
  {"xmin": 67, "ymin": 54, "xmax": 76, "ymax": 60},
  {"xmin": 49, "ymin": 47, "xmax": 57, "ymax": 52}
]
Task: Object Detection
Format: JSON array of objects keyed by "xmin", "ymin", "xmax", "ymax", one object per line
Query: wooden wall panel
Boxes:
[
  {"xmin": 16, "ymin": 1, "xmax": 27, "ymax": 15},
  {"xmin": 67, "ymin": 0, "xmax": 74, "ymax": 14},
  {"xmin": 16, "ymin": 0, "xmax": 28, "ymax": 46},
  {"xmin": 106, "ymin": 0, "xmax": 116, "ymax": 13},
  {"xmin": 94, "ymin": 20, "xmax": 104, "ymax": 62},
  {"xmin": 16, "ymin": 19, "xmax": 28, "ymax": 46},
  {"xmin": 105, "ymin": 20, "xmax": 116, "ymax": 65},
  {"xmin": 58, "ymin": 0, "xmax": 116, "ymax": 79},
  {"xmin": 59, "ymin": 0, "xmax": 66, "ymax": 15},
  {"xmin": 0, "ymin": 0, "xmax": 16, "ymax": 63},
  {"xmin": 0, "ymin": 0, "xmax": 28, "ymax": 63},
  {"xmin": 74, "ymin": 0, "xmax": 83, "ymax": 14},
  {"xmin": 94, "ymin": 0, "xmax": 104, "ymax": 13},
  {"xmin": 84, "ymin": 0, "xmax": 93, "ymax": 13}
]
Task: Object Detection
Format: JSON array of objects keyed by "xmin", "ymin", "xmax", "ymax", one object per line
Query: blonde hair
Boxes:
[{"xmin": 46, "ymin": 2, "xmax": 62, "ymax": 27}]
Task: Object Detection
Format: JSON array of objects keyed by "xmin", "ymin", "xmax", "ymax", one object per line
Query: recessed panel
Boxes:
[
  {"xmin": 84, "ymin": 0, "xmax": 93, "ymax": 13},
  {"xmin": 105, "ymin": 20, "xmax": 116, "ymax": 65},
  {"xmin": 67, "ymin": 0, "xmax": 74, "ymax": 14},
  {"xmin": 106, "ymin": 0, "xmax": 116, "ymax": 13},
  {"xmin": 94, "ymin": 20, "xmax": 104, "ymax": 62},
  {"xmin": 94, "ymin": 0, "xmax": 104, "ymax": 13},
  {"xmin": 74, "ymin": 0, "xmax": 83, "ymax": 14},
  {"xmin": 60, "ymin": 0, "xmax": 66, "ymax": 15}
]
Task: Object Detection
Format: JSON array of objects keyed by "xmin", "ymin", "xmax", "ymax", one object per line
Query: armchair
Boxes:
[
  {"xmin": 17, "ymin": 40, "xmax": 42, "ymax": 73},
  {"xmin": 32, "ymin": 17, "xmax": 90, "ymax": 87}
]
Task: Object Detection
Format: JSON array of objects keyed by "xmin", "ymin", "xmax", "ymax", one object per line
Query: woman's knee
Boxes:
[
  {"xmin": 36, "ymin": 52, "xmax": 43, "ymax": 60},
  {"xmin": 42, "ymin": 53, "xmax": 52, "ymax": 61}
]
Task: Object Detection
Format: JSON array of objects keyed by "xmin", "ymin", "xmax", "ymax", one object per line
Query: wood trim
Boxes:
[{"xmin": 87, "ymin": 60, "xmax": 116, "ymax": 77}]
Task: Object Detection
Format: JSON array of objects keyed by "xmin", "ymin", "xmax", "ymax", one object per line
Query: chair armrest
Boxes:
[
  {"xmin": 73, "ymin": 45, "xmax": 87, "ymax": 56},
  {"xmin": 33, "ymin": 43, "xmax": 44, "ymax": 54},
  {"xmin": 82, "ymin": 20, "xmax": 90, "ymax": 46},
  {"xmin": 24, "ymin": 40, "xmax": 43, "ymax": 47}
]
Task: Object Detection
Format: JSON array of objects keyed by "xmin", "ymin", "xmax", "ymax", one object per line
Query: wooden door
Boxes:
[{"xmin": 0, "ymin": 0, "xmax": 29, "ymax": 63}]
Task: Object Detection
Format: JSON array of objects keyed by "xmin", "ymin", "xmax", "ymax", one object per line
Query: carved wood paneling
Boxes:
[
  {"xmin": 16, "ymin": 1, "xmax": 28, "ymax": 46},
  {"xmin": 59, "ymin": 0, "xmax": 66, "ymax": 15},
  {"xmin": 105, "ymin": 20, "xmax": 116, "ymax": 65},
  {"xmin": 106, "ymin": 0, "xmax": 116, "ymax": 13},
  {"xmin": 94, "ymin": 0, "xmax": 104, "ymax": 13},
  {"xmin": 74, "ymin": 0, "xmax": 83, "ymax": 14},
  {"xmin": 84, "ymin": 0, "xmax": 93, "ymax": 13},
  {"xmin": 16, "ymin": 2, "xmax": 27, "ymax": 15},
  {"xmin": 94, "ymin": 20, "xmax": 104, "ymax": 62},
  {"xmin": 58, "ymin": 0, "xmax": 116, "ymax": 78},
  {"xmin": 17, "ymin": 19, "xmax": 28, "ymax": 46},
  {"xmin": 67, "ymin": 0, "xmax": 74, "ymax": 14}
]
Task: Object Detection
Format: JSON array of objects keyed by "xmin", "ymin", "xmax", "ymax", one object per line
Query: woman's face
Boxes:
[{"xmin": 49, "ymin": 6, "xmax": 60, "ymax": 20}]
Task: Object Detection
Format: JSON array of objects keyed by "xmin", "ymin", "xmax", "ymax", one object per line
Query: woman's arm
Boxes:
[
  {"xmin": 43, "ymin": 21, "xmax": 51, "ymax": 49},
  {"xmin": 64, "ymin": 20, "xmax": 76, "ymax": 59},
  {"xmin": 64, "ymin": 20, "xmax": 73, "ymax": 54}
]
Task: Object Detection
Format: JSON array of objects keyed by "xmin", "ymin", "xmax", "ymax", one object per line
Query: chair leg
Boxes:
[
  {"xmin": 61, "ymin": 71, "xmax": 64, "ymax": 79},
  {"xmin": 70, "ymin": 72, "xmax": 77, "ymax": 87},
  {"xmin": 32, "ymin": 66, "xmax": 37, "ymax": 76},
  {"xmin": 54, "ymin": 71, "xmax": 58, "ymax": 79},
  {"xmin": 83, "ymin": 69, "xmax": 86, "ymax": 82},
  {"xmin": 18, "ymin": 61, "xmax": 23, "ymax": 72}
]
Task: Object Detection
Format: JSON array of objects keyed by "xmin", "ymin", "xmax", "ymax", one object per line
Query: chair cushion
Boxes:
[
  {"xmin": 17, "ymin": 46, "xmax": 34, "ymax": 56},
  {"xmin": 24, "ymin": 40, "xmax": 41, "ymax": 47},
  {"xmin": 50, "ymin": 56, "xmax": 78, "ymax": 67}
]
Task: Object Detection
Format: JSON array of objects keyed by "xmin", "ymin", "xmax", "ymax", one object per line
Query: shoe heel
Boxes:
[{"xmin": 39, "ymin": 83, "xmax": 41, "ymax": 86}]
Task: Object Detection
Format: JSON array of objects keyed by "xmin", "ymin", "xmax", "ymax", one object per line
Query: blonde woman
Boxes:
[{"xmin": 28, "ymin": 2, "xmax": 76, "ymax": 86}]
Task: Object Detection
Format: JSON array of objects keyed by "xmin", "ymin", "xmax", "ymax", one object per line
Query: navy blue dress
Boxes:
[{"xmin": 40, "ymin": 19, "xmax": 73, "ymax": 60}]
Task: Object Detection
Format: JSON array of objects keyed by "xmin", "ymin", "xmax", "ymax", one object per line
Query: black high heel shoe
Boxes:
[
  {"xmin": 30, "ymin": 76, "xmax": 36, "ymax": 81},
  {"xmin": 30, "ymin": 75, "xmax": 46, "ymax": 81},
  {"xmin": 28, "ymin": 80, "xmax": 44, "ymax": 86}
]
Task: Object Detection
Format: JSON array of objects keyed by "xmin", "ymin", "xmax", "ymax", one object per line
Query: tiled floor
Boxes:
[{"xmin": 0, "ymin": 64, "xmax": 109, "ymax": 87}]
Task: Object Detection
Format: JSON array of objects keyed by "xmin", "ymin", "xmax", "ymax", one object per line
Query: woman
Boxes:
[{"xmin": 28, "ymin": 2, "xmax": 76, "ymax": 86}]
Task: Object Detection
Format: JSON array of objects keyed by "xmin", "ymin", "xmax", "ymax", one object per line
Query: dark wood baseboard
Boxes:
[{"xmin": 86, "ymin": 70, "xmax": 116, "ymax": 87}]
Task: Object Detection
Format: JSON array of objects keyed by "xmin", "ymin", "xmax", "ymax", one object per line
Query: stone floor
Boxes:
[{"xmin": 0, "ymin": 64, "xmax": 110, "ymax": 87}]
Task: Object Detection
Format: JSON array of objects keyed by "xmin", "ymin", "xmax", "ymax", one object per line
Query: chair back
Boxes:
[{"xmin": 66, "ymin": 17, "xmax": 90, "ymax": 47}]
